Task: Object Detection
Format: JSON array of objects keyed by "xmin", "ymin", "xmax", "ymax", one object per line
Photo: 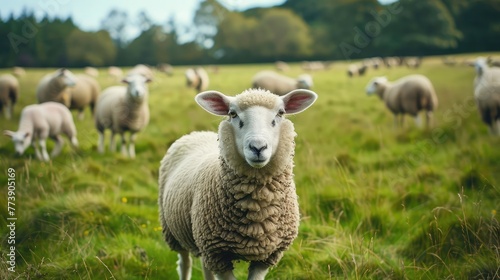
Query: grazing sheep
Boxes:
[
  {"xmin": 473, "ymin": 57, "xmax": 500, "ymax": 135},
  {"xmin": 157, "ymin": 63, "xmax": 174, "ymax": 76},
  {"xmin": 159, "ymin": 88, "xmax": 317, "ymax": 279},
  {"xmin": 12, "ymin": 67, "xmax": 26, "ymax": 77},
  {"xmin": 405, "ymin": 57, "xmax": 422, "ymax": 69},
  {"xmin": 347, "ymin": 64, "xmax": 367, "ymax": 78},
  {"xmin": 3, "ymin": 102, "xmax": 78, "ymax": 161},
  {"xmin": 366, "ymin": 75, "xmax": 438, "ymax": 128},
  {"xmin": 70, "ymin": 74, "xmax": 101, "ymax": 120},
  {"xmin": 0, "ymin": 74, "xmax": 20, "ymax": 119},
  {"xmin": 442, "ymin": 56, "xmax": 457, "ymax": 67},
  {"xmin": 487, "ymin": 56, "xmax": 500, "ymax": 68},
  {"xmin": 94, "ymin": 74, "xmax": 151, "ymax": 158},
  {"xmin": 36, "ymin": 68, "xmax": 77, "ymax": 108},
  {"xmin": 252, "ymin": 70, "xmax": 313, "ymax": 96},
  {"xmin": 301, "ymin": 61, "xmax": 328, "ymax": 71},
  {"xmin": 108, "ymin": 66, "xmax": 123, "ymax": 81},
  {"xmin": 127, "ymin": 64, "xmax": 154, "ymax": 81},
  {"xmin": 185, "ymin": 67, "xmax": 209, "ymax": 92},
  {"xmin": 275, "ymin": 60, "xmax": 290, "ymax": 72},
  {"xmin": 84, "ymin": 66, "xmax": 99, "ymax": 77}
]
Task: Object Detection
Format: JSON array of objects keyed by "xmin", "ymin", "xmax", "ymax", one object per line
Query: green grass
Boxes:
[{"xmin": 1, "ymin": 53, "xmax": 499, "ymax": 279}]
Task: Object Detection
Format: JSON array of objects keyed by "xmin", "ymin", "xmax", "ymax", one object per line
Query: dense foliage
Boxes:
[{"xmin": 0, "ymin": 0, "xmax": 499, "ymax": 67}]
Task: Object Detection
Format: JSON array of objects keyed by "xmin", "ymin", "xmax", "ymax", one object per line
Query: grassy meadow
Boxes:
[{"xmin": 1, "ymin": 54, "xmax": 499, "ymax": 279}]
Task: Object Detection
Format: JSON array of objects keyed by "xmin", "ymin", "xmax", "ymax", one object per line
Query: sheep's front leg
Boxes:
[
  {"xmin": 214, "ymin": 271, "xmax": 236, "ymax": 280},
  {"xmin": 33, "ymin": 141, "xmax": 42, "ymax": 160},
  {"xmin": 98, "ymin": 131, "xmax": 105, "ymax": 153},
  {"xmin": 425, "ymin": 111, "xmax": 434, "ymax": 128},
  {"xmin": 248, "ymin": 262, "xmax": 269, "ymax": 280},
  {"xmin": 50, "ymin": 135, "xmax": 65, "ymax": 157},
  {"xmin": 176, "ymin": 250, "xmax": 192, "ymax": 280},
  {"xmin": 414, "ymin": 114, "xmax": 422, "ymax": 128},
  {"xmin": 4, "ymin": 104, "xmax": 12, "ymax": 119},
  {"xmin": 120, "ymin": 134, "xmax": 127, "ymax": 156},
  {"xmin": 200, "ymin": 258, "xmax": 215, "ymax": 280},
  {"xmin": 77, "ymin": 109, "xmax": 85, "ymax": 121},
  {"xmin": 128, "ymin": 133, "xmax": 137, "ymax": 158},
  {"xmin": 39, "ymin": 139, "xmax": 50, "ymax": 161}
]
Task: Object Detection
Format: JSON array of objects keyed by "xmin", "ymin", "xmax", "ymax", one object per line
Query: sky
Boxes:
[{"xmin": 1, "ymin": 0, "xmax": 287, "ymax": 40}]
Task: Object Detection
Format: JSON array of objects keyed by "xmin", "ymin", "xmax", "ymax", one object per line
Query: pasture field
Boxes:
[{"xmin": 0, "ymin": 54, "xmax": 499, "ymax": 279}]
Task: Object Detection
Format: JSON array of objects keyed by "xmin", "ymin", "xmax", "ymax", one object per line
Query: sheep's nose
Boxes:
[{"xmin": 249, "ymin": 142, "xmax": 268, "ymax": 157}]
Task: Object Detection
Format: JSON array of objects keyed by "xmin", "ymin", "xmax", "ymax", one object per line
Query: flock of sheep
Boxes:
[{"xmin": 1, "ymin": 54, "xmax": 499, "ymax": 279}]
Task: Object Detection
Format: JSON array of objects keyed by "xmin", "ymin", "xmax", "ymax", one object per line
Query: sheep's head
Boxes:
[
  {"xmin": 366, "ymin": 76, "xmax": 388, "ymax": 98},
  {"xmin": 196, "ymin": 88, "xmax": 317, "ymax": 169},
  {"xmin": 474, "ymin": 57, "xmax": 488, "ymax": 76},
  {"xmin": 122, "ymin": 74, "xmax": 151, "ymax": 101},
  {"xmin": 4, "ymin": 130, "xmax": 31, "ymax": 155},
  {"xmin": 297, "ymin": 74, "xmax": 313, "ymax": 89},
  {"xmin": 55, "ymin": 68, "xmax": 77, "ymax": 87}
]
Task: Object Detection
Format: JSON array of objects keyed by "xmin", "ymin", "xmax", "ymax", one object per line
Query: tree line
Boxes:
[{"xmin": 1, "ymin": 0, "xmax": 499, "ymax": 68}]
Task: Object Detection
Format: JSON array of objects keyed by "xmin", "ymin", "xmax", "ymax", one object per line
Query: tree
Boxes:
[
  {"xmin": 193, "ymin": 0, "xmax": 229, "ymax": 47},
  {"xmin": 100, "ymin": 9, "xmax": 129, "ymax": 48},
  {"xmin": 66, "ymin": 29, "xmax": 116, "ymax": 66}
]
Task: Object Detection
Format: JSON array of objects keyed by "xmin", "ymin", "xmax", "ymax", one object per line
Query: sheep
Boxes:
[
  {"xmin": 487, "ymin": 56, "xmax": 500, "ymax": 68},
  {"xmin": 347, "ymin": 64, "xmax": 367, "ymax": 78},
  {"xmin": 127, "ymin": 64, "xmax": 154, "ymax": 81},
  {"xmin": 405, "ymin": 57, "xmax": 422, "ymax": 69},
  {"xmin": 442, "ymin": 56, "xmax": 457, "ymax": 67},
  {"xmin": 252, "ymin": 70, "xmax": 313, "ymax": 96},
  {"xmin": 473, "ymin": 57, "xmax": 500, "ymax": 135},
  {"xmin": 275, "ymin": 60, "xmax": 290, "ymax": 72},
  {"xmin": 365, "ymin": 75, "xmax": 438, "ymax": 128},
  {"xmin": 84, "ymin": 66, "xmax": 99, "ymax": 77},
  {"xmin": 36, "ymin": 68, "xmax": 77, "ymax": 108},
  {"xmin": 108, "ymin": 66, "xmax": 123, "ymax": 81},
  {"xmin": 12, "ymin": 67, "xmax": 26, "ymax": 77},
  {"xmin": 0, "ymin": 74, "xmax": 20, "ymax": 119},
  {"xmin": 3, "ymin": 102, "xmax": 78, "ymax": 161},
  {"xmin": 70, "ymin": 74, "xmax": 101, "ymax": 120},
  {"xmin": 159, "ymin": 88, "xmax": 317, "ymax": 280},
  {"xmin": 94, "ymin": 74, "xmax": 151, "ymax": 158},
  {"xmin": 185, "ymin": 67, "xmax": 209, "ymax": 92},
  {"xmin": 157, "ymin": 63, "xmax": 174, "ymax": 76}
]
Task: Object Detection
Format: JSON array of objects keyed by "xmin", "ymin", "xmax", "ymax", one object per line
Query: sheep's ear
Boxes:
[
  {"xmin": 121, "ymin": 77, "xmax": 131, "ymax": 84},
  {"xmin": 24, "ymin": 132, "xmax": 30, "ymax": 139},
  {"xmin": 195, "ymin": 91, "xmax": 233, "ymax": 116},
  {"xmin": 3, "ymin": 130, "xmax": 15, "ymax": 138},
  {"xmin": 282, "ymin": 89, "xmax": 318, "ymax": 115},
  {"xmin": 145, "ymin": 77, "xmax": 152, "ymax": 83},
  {"xmin": 57, "ymin": 68, "xmax": 66, "ymax": 76}
]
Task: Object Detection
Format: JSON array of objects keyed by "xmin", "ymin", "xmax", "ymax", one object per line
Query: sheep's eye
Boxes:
[
  {"xmin": 228, "ymin": 110, "xmax": 238, "ymax": 118},
  {"xmin": 277, "ymin": 109, "xmax": 285, "ymax": 117}
]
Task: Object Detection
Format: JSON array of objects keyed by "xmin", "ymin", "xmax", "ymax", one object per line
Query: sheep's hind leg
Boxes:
[
  {"xmin": 109, "ymin": 132, "xmax": 116, "ymax": 152},
  {"xmin": 33, "ymin": 141, "xmax": 42, "ymax": 160},
  {"xmin": 248, "ymin": 262, "xmax": 269, "ymax": 280},
  {"xmin": 50, "ymin": 135, "xmax": 65, "ymax": 158},
  {"xmin": 176, "ymin": 250, "xmax": 192, "ymax": 280},
  {"xmin": 414, "ymin": 114, "xmax": 422, "ymax": 128},
  {"xmin": 77, "ymin": 109, "xmax": 85, "ymax": 120},
  {"xmin": 214, "ymin": 270, "xmax": 236, "ymax": 280}
]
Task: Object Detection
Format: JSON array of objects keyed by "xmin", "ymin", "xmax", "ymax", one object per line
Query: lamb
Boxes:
[
  {"xmin": 94, "ymin": 74, "xmax": 151, "ymax": 158},
  {"xmin": 365, "ymin": 75, "xmax": 438, "ymax": 128},
  {"xmin": 127, "ymin": 64, "xmax": 154, "ymax": 81},
  {"xmin": 3, "ymin": 102, "xmax": 78, "ymax": 161},
  {"xmin": 70, "ymin": 74, "xmax": 101, "ymax": 120},
  {"xmin": 252, "ymin": 70, "xmax": 313, "ymax": 96},
  {"xmin": 275, "ymin": 60, "xmax": 290, "ymax": 72},
  {"xmin": 473, "ymin": 57, "xmax": 500, "ymax": 135},
  {"xmin": 185, "ymin": 67, "xmax": 209, "ymax": 92},
  {"xmin": 36, "ymin": 68, "xmax": 77, "ymax": 108},
  {"xmin": 0, "ymin": 74, "xmax": 20, "ymax": 119},
  {"xmin": 159, "ymin": 88, "xmax": 317, "ymax": 280}
]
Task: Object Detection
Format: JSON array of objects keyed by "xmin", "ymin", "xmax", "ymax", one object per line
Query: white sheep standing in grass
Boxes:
[
  {"xmin": 3, "ymin": 102, "xmax": 78, "ymax": 161},
  {"xmin": 252, "ymin": 70, "xmax": 313, "ymax": 96},
  {"xmin": 36, "ymin": 68, "xmax": 77, "ymax": 108},
  {"xmin": 84, "ymin": 66, "xmax": 99, "ymax": 77},
  {"xmin": 473, "ymin": 57, "xmax": 500, "ymax": 135},
  {"xmin": 159, "ymin": 88, "xmax": 317, "ymax": 280},
  {"xmin": 366, "ymin": 75, "xmax": 438, "ymax": 128},
  {"xmin": 127, "ymin": 64, "xmax": 154, "ymax": 81},
  {"xmin": 0, "ymin": 74, "xmax": 20, "ymax": 119},
  {"xmin": 94, "ymin": 74, "xmax": 151, "ymax": 158},
  {"xmin": 185, "ymin": 67, "xmax": 209, "ymax": 92}
]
